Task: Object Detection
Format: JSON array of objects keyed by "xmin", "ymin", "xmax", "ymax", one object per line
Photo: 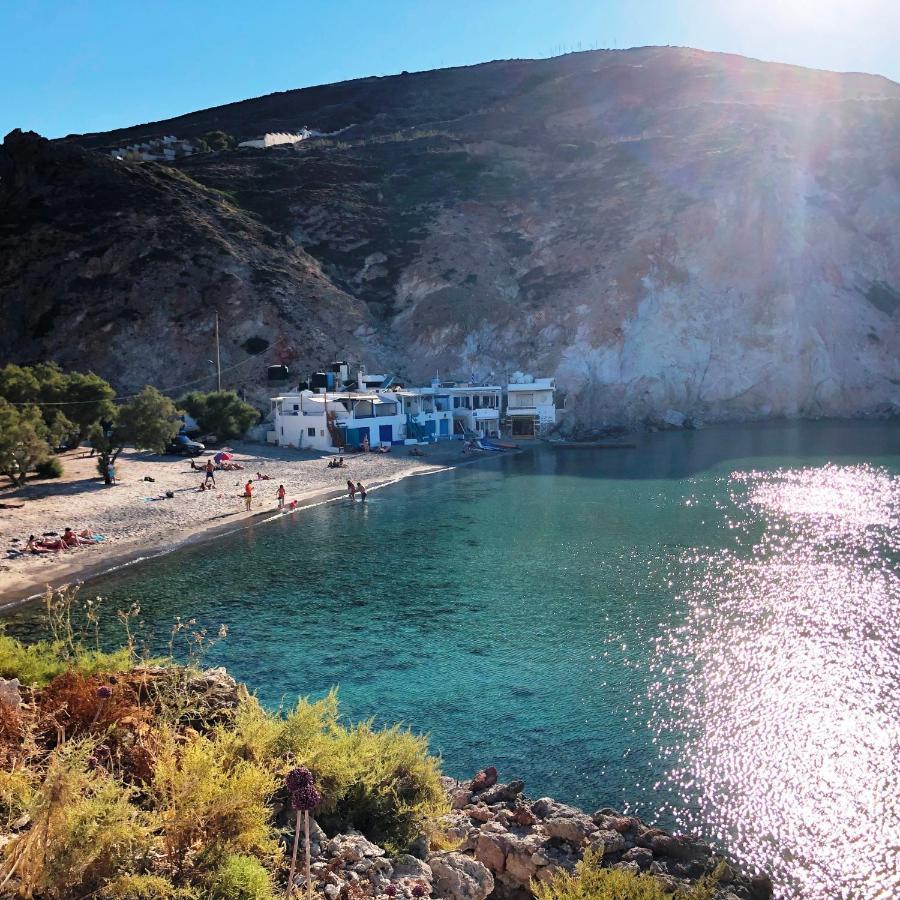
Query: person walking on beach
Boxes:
[
  {"xmin": 204, "ymin": 459, "xmax": 216, "ymax": 487},
  {"xmin": 356, "ymin": 481, "xmax": 367, "ymax": 501},
  {"xmin": 346, "ymin": 479, "xmax": 356, "ymax": 500},
  {"xmin": 276, "ymin": 484, "xmax": 286, "ymax": 510},
  {"xmin": 243, "ymin": 479, "xmax": 253, "ymax": 511}
]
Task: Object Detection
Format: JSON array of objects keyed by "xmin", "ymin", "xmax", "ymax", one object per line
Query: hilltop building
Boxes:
[{"xmin": 237, "ymin": 129, "xmax": 315, "ymax": 149}]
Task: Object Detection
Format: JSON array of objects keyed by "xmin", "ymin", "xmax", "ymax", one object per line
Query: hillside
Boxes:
[{"xmin": 2, "ymin": 46, "xmax": 898, "ymax": 426}]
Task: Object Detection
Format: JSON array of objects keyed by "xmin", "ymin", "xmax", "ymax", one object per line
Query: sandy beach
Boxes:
[{"xmin": 0, "ymin": 441, "xmax": 492, "ymax": 608}]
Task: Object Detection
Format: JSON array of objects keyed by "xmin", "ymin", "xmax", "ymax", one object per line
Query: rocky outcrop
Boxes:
[
  {"xmin": 2, "ymin": 48, "xmax": 898, "ymax": 426},
  {"xmin": 289, "ymin": 769, "xmax": 772, "ymax": 900}
]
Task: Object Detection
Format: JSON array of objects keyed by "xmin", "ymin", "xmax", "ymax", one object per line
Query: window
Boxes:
[
  {"xmin": 307, "ymin": 427, "xmax": 316, "ymax": 437},
  {"xmin": 510, "ymin": 392, "xmax": 534, "ymax": 408}
]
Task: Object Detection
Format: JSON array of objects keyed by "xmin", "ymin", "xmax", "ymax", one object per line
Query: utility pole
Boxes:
[{"xmin": 214, "ymin": 311, "xmax": 222, "ymax": 391}]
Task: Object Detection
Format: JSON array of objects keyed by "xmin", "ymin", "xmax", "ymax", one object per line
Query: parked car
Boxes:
[{"xmin": 166, "ymin": 434, "xmax": 205, "ymax": 456}]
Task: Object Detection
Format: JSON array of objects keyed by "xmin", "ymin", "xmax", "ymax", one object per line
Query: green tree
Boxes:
[
  {"xmin": 179, "ymin": 391, "xmax": 259, "ymax": 440},
  {"xmin": 90, "ymin": 387, "xmax": 182, "ymax": 477},
  {"xmin": 0, "ymin": 363, "xmax": 116, "ymax": 448},
  {"xmin": 0, "ymin": 400, "xmax": 52, "ymax": 487},
  {"xmin": 201, "ymin": 130, "xmax": 235, "ymax": 151}
]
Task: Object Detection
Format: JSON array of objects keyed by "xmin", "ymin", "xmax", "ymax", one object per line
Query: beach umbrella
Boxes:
[{"xmin": 214, "ymin": 451, "xmax": 233, "ymax": 463}]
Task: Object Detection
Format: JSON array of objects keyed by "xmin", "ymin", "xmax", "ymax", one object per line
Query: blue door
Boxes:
[
  {"xmin": 439, "ymin": 418, "xmax": 449, "ymax": 436},
  {"xmin": 347, "ymin": 427, "xmax": 369, "ymax": 448},
  {"xmin": 379, "ymin": 424, "xmax": 393, "ymax": 444}
]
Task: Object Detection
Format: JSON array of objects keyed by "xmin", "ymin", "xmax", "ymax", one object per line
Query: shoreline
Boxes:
[{"xmin": 0, "ymin": 444, "xmax": 511, "ymax": 614}]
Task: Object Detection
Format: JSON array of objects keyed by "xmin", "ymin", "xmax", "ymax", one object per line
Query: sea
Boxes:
[{"xmin": 6, "ymin": 421, "xmax": 899, "ymax": 899}]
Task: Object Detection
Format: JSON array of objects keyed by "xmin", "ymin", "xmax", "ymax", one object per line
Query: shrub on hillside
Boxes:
[
  {"xmin": 216, "ymin": 690, "xmax": 447, "ymax": 851},
  {"xmin": 151, "ymin": 726, "xmax": 277, "ymax": 875},
  {"xmin": 100, "ymin": 874, "xmax": 200, "ymax": 899},
  {"xmin": 35, "ymin": 455, "xmax": 64, "ymax": 479},
  {"xmin": 1, "ymin": 744, "xmax": 152, "ymax": 898},
  {"xmin": 208, "ymin": 854, "xmax": 276, "ymax": 900},
  {"xmin": 533, "ymin": 849, "xmax": 723, "ymax": 900}
]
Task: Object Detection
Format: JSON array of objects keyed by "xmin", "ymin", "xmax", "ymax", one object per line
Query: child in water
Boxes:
[{"xmin": 356, "ymin": 481, "xmax": 367, "ymax": 501}]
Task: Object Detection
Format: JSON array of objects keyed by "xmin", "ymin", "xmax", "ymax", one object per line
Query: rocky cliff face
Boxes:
[{"xmin": 1, "ymin": 47, "xmax": 898, "ymax": 427}]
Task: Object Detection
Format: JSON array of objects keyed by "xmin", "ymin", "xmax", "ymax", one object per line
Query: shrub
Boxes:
[
  {"xmin": 35, "ymin": 455, "xmax": 64, "ymax": 478},
  {"xmin": 37, "ymin": 671, "xmax": 148, "ymax": 742},
  {"xmin": 101, "ymin": 874, "xmax": 199, "ymax": 899},
  {"xmin": 533, "ymin": 850, "xmax": 723, "ymax": 900},
  {"xmin": 179, "ymin": 390, "xmax": 260, "ymax": 440},
  {"xmin": 1, "ymin": 743, "xmax": 152, "ymax": 898},
  {"xmin": 0, "ymin": 630, "xmax": 134, "ymax": 686},
  {"xmin": 216, "ymin": 690, "xmax": 447, "ymax": 851},
  {"xmin": 208, "ymin": 854, "xmax": 276, "ymax": 900},
  {"xmin": 151, "ymin": 726, "xmax": 277, "ymax": 875},
  {"xmin": 0, "ymin": 768, "xmax": 34, "ymax": 830}
]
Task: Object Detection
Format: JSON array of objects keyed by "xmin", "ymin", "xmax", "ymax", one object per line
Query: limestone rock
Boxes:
[
  {"xmin": 429, "ymin": 853, "xmax": 494, "ymax": 900},
  {"xmin": 326, "ymin": 831, "xmax": 385, "ymax": 863},
  {"xmin": 470, "ymin": 767, "xmax": 498, "ymax": 793},
  {"xmin": 0, "ymin": 678, "xmax": 21, "ymax": 709}
]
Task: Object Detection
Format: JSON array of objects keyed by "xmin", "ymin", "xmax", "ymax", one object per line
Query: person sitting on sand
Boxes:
[
  {"xmin": 197, "ymin": 482, "xmax": 208, "ymax": 492},
  {"xmin": 62, "ymin": 527, "xmax": 100, "ymax": 547},
  {"xmin": 346, "ymin": 479, "xmax": 356, "ymax": 500},
  {"xmin": 26, "ymin": 534, "xmax": 53, "ymax": 554},
  {"xmin": 255, "ymin": 471, "xmax": 271, "ymax": 480}
]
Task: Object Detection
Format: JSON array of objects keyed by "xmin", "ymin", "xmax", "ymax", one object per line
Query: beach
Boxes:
[{"xmin": 0, "ymin": 441, "xmax": 485, "ymax": 607}]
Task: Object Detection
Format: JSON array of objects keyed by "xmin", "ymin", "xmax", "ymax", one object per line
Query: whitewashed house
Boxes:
[
  {"xmin": 504, "ymin": 378, "xmax": 558, "ymax": 437},
  {"xmin": 270, "ymin": 389, "xmax": 408, "ymax": 452},
  {"xmin": 447, "ymin": 384, "xmax": 503, "ymax": 438},
  {"xmin": 395, "ymin": 385, "xmax": 455, "ymax": 442}
]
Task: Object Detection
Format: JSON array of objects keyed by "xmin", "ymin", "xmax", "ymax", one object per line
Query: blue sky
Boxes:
[{"xmin": 2, "ymin": 0, "xmax": 898, "ymax": 139}]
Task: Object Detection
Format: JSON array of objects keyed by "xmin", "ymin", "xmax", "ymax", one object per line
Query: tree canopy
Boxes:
[
  {"xmin": 0, "ymin": 400, "xmax": 52, "ymax": 487},
  {"xmin": 90, "ymin": 386, "xmax": 182, "ymax": 475},
  {"xmin": 179, "ymin": 390, "xmax": 259, "ymax": 440}
]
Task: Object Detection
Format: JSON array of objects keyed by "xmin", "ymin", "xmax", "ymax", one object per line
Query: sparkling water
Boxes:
[{"xmin": 7, "ymin": 421, "xmax": 899, "ymax": 898}]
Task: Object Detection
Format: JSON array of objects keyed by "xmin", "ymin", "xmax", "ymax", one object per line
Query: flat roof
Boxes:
[{"xmin": 507, "ymin": 379, "xmax": 555, "ymax": 390}]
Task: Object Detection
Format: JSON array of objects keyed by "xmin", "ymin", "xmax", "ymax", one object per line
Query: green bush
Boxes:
[
  {"xmin": 1, "ymin": 744, "xmax": 152, "ymax": 898},
  {"xmin": 533, "ymin": 849, "xmax": 723, "ymax": 900},
  {"xmin": 35, "ymin": 456, "xmax": 64, "ymax": 479},
  {"xmin": 216, "ymin": 690, "xmax": 447, "ymax": 851},
  {"xmin": 208, "ymin": 854, "xmax": 276, "ymax": 900},
  {"xmin": 179, "ymin": 390, "xmax": 259, "ymax": 440},
  {"xmin": 0, "ymin": 630, "xmax": 134, "ymax": 687},
  {"xmin": 151, "ymin": 726, "xmax": 277, "ymax": 873},
  {"xmin": 101, "ymin": 874, "xmax": 199, "ymax": 899}
]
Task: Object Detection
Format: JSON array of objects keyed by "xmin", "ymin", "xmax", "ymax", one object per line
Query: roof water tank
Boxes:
[{"xmin": 267, "ymin": 365, "xmax": 290, "ymax": 381}]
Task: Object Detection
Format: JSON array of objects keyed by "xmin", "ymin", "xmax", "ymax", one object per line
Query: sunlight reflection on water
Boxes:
[{"xmin": 649, "ymin": 465, "xmax": 899, "ymax": 898}]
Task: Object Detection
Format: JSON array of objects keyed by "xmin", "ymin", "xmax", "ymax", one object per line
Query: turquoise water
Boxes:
[{"xmin": 6, "ymin": 422, "xmax": 899, "ymax": 898}]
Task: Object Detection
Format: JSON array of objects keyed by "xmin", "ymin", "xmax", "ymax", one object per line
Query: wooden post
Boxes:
[
  {"xmin": 304, "ymin": 809, "xmax": 312, "ymax": 900},
  {"xmin": 287, "ymin": 809, "xmax": 301, "ymax": 899}
]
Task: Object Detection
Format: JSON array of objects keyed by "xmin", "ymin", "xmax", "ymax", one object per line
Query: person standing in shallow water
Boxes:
[
  {"xmin": 346, "ymin": 479, "xmax": 356, "ymax": 500},
  {"xmin": 276, "ymin": 484, "xmax": 286, "ymax": 510},
  {"xmin": 243, "ymin": 480, "xmax": 253, "ymax": 511},
  {"xmin": 356, "ymin": 481, "xmax": 367, "ymax": 501}
]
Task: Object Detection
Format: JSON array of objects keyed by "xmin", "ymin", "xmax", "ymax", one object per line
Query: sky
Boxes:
[{"xmin": 2, "ymin": 0, "xmax": 898, "ymax": 139}]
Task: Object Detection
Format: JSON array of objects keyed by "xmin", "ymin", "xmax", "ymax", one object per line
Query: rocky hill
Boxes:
[{"xmin": 1, "ymin": 46, "xmax": 898, "ymax": 427}]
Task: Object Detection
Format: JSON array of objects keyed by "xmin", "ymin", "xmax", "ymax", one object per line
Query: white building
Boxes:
[
  {"xmin": 504, "ymin": 378, "xmax": 558, "ymax": 437},
  {"xmin": 397, "ymin": 386, "xmax": 455, "ymax": 441},
  {"xmin": 270, "ymin": 390, "xmax": 408, "ymax": 452},
  {"xmin": 447, "ymin": 385, "xmax": 502, "ymax": 438},
  {"xmin": 238, "ymin": 130, "xmax": 314, "ymax": 150}
]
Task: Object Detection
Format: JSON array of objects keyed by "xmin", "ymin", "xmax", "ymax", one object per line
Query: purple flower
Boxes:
[
  {"xmin": 384, "ymin": 885, "xmax": 398, "ymax": 897},
  {"xmin": 97, "ymin": 686, "xmax": 112, "ymax": 700},
  {"xmin": 286, "ymin": 766, "xmax": 314, "ymax": 793},
  {"xmin": 291, "ymin": 783, "xmax": 322, "ymax": 811},
  {"xmin": 412, "ymin": 884, "xmax": 427, "ymax": 898}
]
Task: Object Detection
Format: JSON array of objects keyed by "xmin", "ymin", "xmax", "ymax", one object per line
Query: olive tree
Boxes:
[
  {"xmin": 0, "ymin": 400, "xmax": 52, "ymax": 487},
  {"xmin": 90, "ymin": 386, "xmax": 182, "ymax": 477},
  {"xmin": 179, "ymin": 390, "xmax": 259, "ymax": 440}
]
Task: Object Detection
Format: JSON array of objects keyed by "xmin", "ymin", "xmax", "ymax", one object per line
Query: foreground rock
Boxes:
[{"xmin": 291, "ymin": 769, "xmax": 772, "ymax": 900}]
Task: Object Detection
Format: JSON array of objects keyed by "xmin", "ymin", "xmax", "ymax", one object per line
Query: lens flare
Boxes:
[{"xmin": 649, "ymin": 464, "xmax": 899, "ymax": 898}]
